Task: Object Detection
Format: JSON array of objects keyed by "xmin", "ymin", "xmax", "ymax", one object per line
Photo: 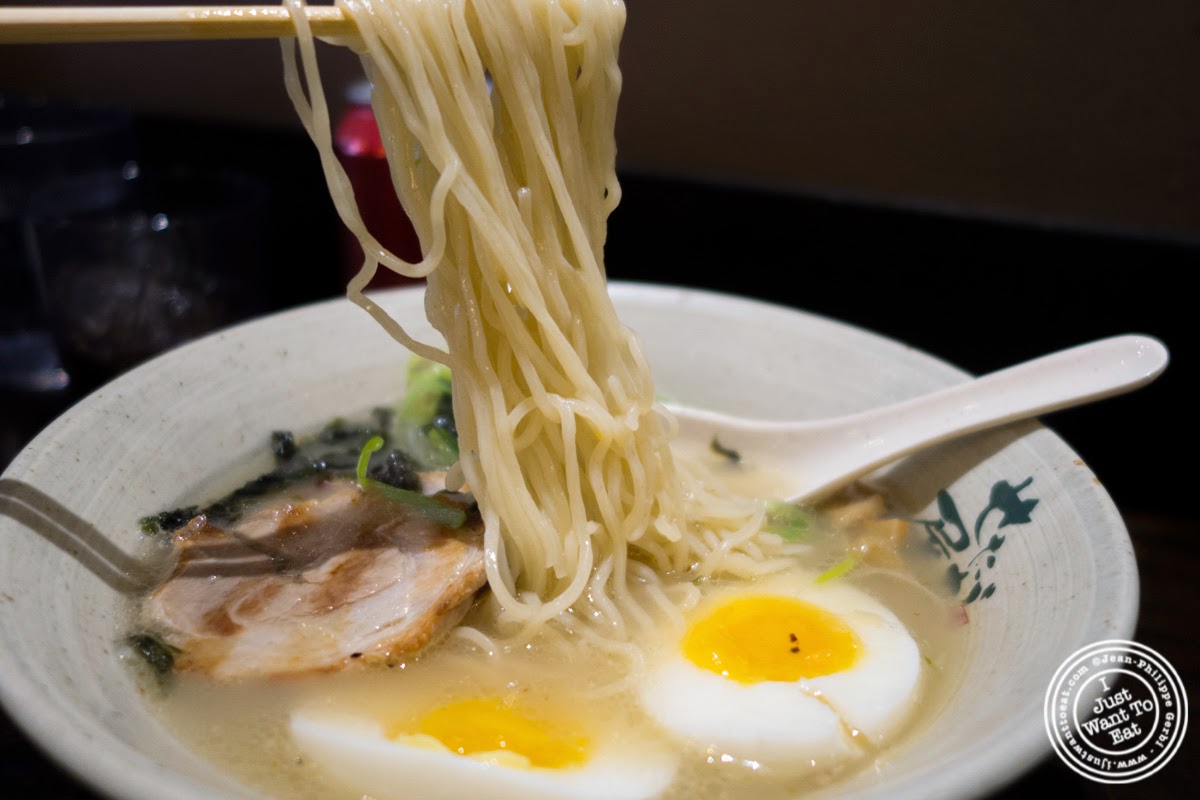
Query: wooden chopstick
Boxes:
[{"xmin": 0, "ymin": 5, "xmax": 357, "ymax": 44}]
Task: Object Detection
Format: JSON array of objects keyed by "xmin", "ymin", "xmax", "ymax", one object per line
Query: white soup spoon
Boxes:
[{"xmin": 664, "ymin": 334, "xmax": 1169, "ymax": 503}]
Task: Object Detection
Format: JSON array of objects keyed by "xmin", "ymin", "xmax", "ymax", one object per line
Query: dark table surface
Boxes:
[{"xmin": 2, "ymin": 116, "xmax": 1197, "ymax": 798}]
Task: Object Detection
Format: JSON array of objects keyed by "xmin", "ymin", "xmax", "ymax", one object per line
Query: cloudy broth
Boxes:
[{"xmin": 126, "ymin": 423, "xmax": 971, "ymax": 800}]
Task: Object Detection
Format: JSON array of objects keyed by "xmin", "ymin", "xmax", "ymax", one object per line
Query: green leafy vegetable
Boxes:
[
  {"xmin": 398, "ymin": 356, "xmax": 459, "ymax": 468},
  {"xmin": 764, "ymin": 500, "xmax": 809, "ymax": 541},
  {"xmin": 356, "ymin": 436, "xmax": 466, "ymax": 529}
]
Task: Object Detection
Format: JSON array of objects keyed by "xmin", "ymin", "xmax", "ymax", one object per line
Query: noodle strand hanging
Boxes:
[{"xmin": 281, "ymin": 0, "xmax": 788, "ymax": 642}]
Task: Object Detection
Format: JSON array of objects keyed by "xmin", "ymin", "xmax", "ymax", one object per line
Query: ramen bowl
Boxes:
[{"xmin": 0, "ymin": 283, "xmax": 1137, "ymax": 800}]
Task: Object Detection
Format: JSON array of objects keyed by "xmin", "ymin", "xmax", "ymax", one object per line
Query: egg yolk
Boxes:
[
  {"xmin": 682, "ymin": 595, "xmax": 861, "ymax": 683},
  {"xmin": 393, "ymin": 697, "xmax": 589, "ymax": 769}
]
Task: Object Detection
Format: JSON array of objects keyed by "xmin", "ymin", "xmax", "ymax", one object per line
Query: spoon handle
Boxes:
[{"xmin": 796, "ymin": 334, "xmax": 1169, "ymax": 499}]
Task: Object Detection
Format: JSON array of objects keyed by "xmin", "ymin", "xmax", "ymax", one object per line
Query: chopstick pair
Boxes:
[{"xmin": 0, "ymin": 5, "xmax": 354, "ymax": 44}]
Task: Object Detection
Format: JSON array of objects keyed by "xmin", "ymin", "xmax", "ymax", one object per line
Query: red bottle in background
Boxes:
[{"xmin": 333, "ymin": 79, "xmax": 422, "ymax": 290}]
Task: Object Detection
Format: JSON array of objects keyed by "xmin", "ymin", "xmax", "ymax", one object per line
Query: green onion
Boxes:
[
  {"xmin": 816, "ymin": 553, "xmax": 860, "ymax": 583},
  {"xmin": 356, "ymin": 436, "xmax": 466, "ymax": 529},
  {"xmin": 356, "ymin": 436, "xmax": 384, "ymax": 484}
]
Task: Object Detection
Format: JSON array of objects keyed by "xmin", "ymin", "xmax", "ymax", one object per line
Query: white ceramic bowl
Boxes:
[{"xmin": 0, "ymin": 283, "xmax": 1137, "ymax": 800}]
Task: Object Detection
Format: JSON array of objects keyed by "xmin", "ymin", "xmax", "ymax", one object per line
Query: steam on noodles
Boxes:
[{"xmin": 280, "ymin": 0, "xmax": 795, "ymax": 655}]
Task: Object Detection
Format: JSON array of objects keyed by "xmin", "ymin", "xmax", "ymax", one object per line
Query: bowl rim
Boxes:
[{"xmin": 0, "ymin": 281, "xmax": 1140, "ymax": 800}]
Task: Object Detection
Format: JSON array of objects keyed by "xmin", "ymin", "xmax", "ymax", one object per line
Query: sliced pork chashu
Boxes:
[{"xmin": 141, "ymin": 478, "xmax": 485, "ymax": 681}]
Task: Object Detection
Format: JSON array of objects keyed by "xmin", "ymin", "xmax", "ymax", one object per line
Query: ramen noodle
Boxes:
[{"xmin": 281, "ymin": 0, "xmax": 800, "ymax": 652}]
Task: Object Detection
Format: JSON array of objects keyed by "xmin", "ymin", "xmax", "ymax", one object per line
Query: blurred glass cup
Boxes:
[
  {"xmin": 1, "ymin": 95, "xmax": 135, "ymax": 394},
  {"xmin": 1, "ymin": 95, "xmax": 137, "ymax": 469},
  {"xmin": 28, "ymin": 164, "xmax": 270, "ymax": 395}
]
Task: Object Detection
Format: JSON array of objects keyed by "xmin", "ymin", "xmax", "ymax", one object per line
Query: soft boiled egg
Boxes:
[
  {"xmin": 291, "ymin": 695, "xmax": 678, "ymax": 800},
  {"xmin": 637, "ymin": 571, "xmax": 921, "ymax": 770}
]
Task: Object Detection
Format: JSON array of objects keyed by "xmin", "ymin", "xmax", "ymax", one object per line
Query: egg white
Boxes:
[
  {"xmin": 639, "ymin": 658, "xmax": 855, "ymax": 766},
  {"xmin": 792, "ymin": 580, "xmax": 922, "ymax": 743},
  {"xmin": 290, "ymin": 710, "xmax": 678, "ymax": 800},
  {"xmin": 637, "ymin": 572, "xmax": 921, "ymax": 769}
]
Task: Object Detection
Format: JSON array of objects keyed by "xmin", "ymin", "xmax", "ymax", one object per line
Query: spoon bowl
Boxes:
[{"xmin": 665, "ymin": 334, "xmax": 1169, "ymax": 503}]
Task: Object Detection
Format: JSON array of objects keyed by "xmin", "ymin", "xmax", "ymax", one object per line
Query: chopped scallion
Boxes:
[
  {"xmin": 356, "ymin": 436, "xmax": 466, "ymax": 528},
  {"xmin": 816, "ymin": 553, "xmax": 860, "ymax": 583}
]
